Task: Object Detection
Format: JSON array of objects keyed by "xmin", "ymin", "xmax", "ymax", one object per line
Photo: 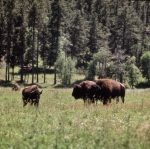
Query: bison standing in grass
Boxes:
[
  {"xmin": 22, "ymin": 85, "xmax": 43, "ymax": 107},
  {"xmin": 72, "ymin": 80, "xmax": 101, "ymax": 104},
  {"xmin": 96, "ymin": 78, "xmax": 125, "ymax": 105}
]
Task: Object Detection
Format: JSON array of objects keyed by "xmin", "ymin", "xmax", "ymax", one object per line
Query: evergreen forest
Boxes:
[{"xmin": 0, "ymin": 0, "xmax": 150, "ymax": 88}]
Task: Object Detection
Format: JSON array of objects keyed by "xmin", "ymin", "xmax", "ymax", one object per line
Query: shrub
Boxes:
[{"xmin": 55, "ymin": 51, "xmax": 75, "ymax": 85}]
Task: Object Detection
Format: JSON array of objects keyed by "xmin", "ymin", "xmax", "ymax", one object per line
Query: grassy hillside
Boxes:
[{"xmin": 0, "ymin": 87, "xmax": 150, "ymax": 149}]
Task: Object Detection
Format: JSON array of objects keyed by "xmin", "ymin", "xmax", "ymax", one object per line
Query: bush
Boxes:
[
  {"xmin": 55, "ymin": 51, "xmax": 75, "ymax": 85},
  {"xmin": 85, "ymin": 61, "xmax": 96, "ymax": 80},
  {"xmin": 126, "ymin": 56, "xmax": 142, "ymax": 88},
  {"xmin": 141, "ymin": 51, "xmax": 150, "ymax": 82}
]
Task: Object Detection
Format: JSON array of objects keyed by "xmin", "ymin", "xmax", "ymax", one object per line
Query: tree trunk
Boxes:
[
  {"xmin": 43, "ymin": 66, "xmax": 46, "ymax": 83},
  {"xmin": 36, "ymin": 30, "xmax": 39, "ymax": 83},
  {"xmin": 54, "ymin": 14, "xmax": 60, "ymax": 84},
  {"xmin": 42, "ymin": 26, "xmax": 46, "ymax": 83},
  {"xmin": 11, "ymin": 67, "xmax": 14, "ymax": 81},
  {"xmin": 20, "ymin": 7, "xmax": 25, "ymax": 82},
  {"xmin": 43, "ymin": 46, "xmax": 46, "ymax": 83},
  {"xmin": 122, "ymin": 8, "xmax": 126, "ymax": 50},
  {"xmin": 6, "ymin": 22, "xmax": 11, "ymax": 82},
  {"xmin": 54, "ymin": 67, "xmax": 57, "ymax": 84},
  {"xmin": 20, "ymin": 26, "xmax": 24, "ymax": 83},
  {"xmin": 5, "ymin": 64, "xmax": 8, "ymax": 82},
  {"xmin": 32, "ymin": 25, "xmax": 35, "ymax": 84},
  {"xmin": 146, "ymin": 1, "xmax": 149, "ymax": 26},
  {"xmin": 20, "ymin": 51, "xmax": 24, "ymax": 82}
]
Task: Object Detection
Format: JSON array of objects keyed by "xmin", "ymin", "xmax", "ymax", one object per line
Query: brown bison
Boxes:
[
  {"xmin": 12, "ymin": 83, "xmax": 21, "ymax": 91},
  {"xmin": 96, "ymin": 79, "xmax": 125, "ymax": 105},
  {"xmin": 72, "ymin": 80, "xmax": 101, "ymax": 104},
  {"xmin": 22, "ymin": 85, "xmax": 43, "ymax": 107}
]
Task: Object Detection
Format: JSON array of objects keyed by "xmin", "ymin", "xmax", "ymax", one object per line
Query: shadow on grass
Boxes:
[
  {"xmin": 0, "ymin": 78, "xmax": 89, "ymax": 89},
  {"xmin": 0, "ymin": 80, "xmax": 15, "ymax": 88},
  {"xmin": 0, "ymin": 80, "xmax": 45, "ymax": 89},
  {"xmin": 136, "ymin": 81, "xmax": 150, "ymax": 88}
]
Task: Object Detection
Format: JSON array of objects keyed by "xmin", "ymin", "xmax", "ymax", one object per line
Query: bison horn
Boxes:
[{"xmin": 30, "ymin": 90, "xmax": 35, "ymax": 93}]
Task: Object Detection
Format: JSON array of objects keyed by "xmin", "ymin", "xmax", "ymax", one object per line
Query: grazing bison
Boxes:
[
  {"xmin": 12, "ymin": 83, "xmax": 21, "ymax": 91},
  {"xmin": 72, "ymin": 80, "xmax": 101, "ymax": 104},
  {"xmin": 96, "ymin": 79, "xmax": 125, "ymax": 105},
  {"xmin": 22, "ymin": 85, "xmax": 43, "ymax": 107}
]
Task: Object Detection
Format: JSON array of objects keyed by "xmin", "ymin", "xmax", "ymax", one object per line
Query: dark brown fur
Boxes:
[
  {"xmin": 22, "ymin": 85, "xmax": 43, "ymax": 107},
  {"xmin": 96, "ymin": 79, "xmax": 125, "ymax": 105},
  {"xmin": 72, "ymin": 80, "xmax": 101, "ymax": 104}
]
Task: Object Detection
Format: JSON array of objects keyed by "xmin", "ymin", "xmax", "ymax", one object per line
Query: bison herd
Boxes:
[
  {"xmin": 72, "ymin": 79, "xmax": 125, "ymax": 105},
  {"xmin": 11, "ymin": 78, "xmax": 125, "ymax": 107}
]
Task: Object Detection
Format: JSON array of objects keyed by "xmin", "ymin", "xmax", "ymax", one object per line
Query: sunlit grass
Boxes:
[{"xmin": 0, "ymin": 88, "xmax": 150, "ymax": 148}]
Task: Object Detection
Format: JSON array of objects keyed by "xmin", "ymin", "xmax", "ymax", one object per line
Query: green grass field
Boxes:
[
  {"xmin": 0, "ymin": 67, "xmax": 150, "ymax": 148},
  {"xmin": 0, "ymin": 86, "xmax": 150, "ymax": 149}
]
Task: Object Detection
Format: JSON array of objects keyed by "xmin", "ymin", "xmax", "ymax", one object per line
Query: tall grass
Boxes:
[{"xmin": 0, "ymin": 87, "xmax": 150, "ymax": 149}]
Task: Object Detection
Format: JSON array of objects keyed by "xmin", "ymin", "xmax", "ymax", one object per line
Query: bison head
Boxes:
[
  {"xmin": 30, "ymin": 90, "xmax": 43, "ymax": 100},
  {"xmin": 72, "ymin": 84, "xmax": 83, "ymax": 99}
]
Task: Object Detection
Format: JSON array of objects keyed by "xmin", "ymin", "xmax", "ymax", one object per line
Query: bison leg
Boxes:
[
  {"xmin": 94, "ymin": 95, "xmax": 99, "ymax": 105},
  {"xmin": 87, "ymin": 98, "xmax": 93, "ymax": 105},
  {"xmin": 36, "ymin": 102, "xmax": 39, "ymax": 106},
  {"xmin": 108, "ymin": 98, "xmax": 111, "ymax": 103},
  {"xmin": 94, "ymin": 98, "xmax": 98, "ymax": 105},
  {"xmin": 87, "ymin": 98, "xmax": 91, "ymax": 104},
  {"xmin": 23, "ymin": 100, "xmax": 28, "ymax": 107},
  {"xmin": 83, "ymin": 98, "xmax": 86, "ymax": 104},
  {"xmin": 34, "ymin": 102, "xmax": 38, "ymax": 106},
  {"xmin": 89, "ymin": 98, "xmax": 95, "ymax": 104},
  {"xmin": 30, "ymin": 100, "xmax": 34, "ymax": 106},
  {"xmin": 93, "ymin": 97, "xmax": 100, "ymax": 105},
  {"xmin": 83, "ymin": 97, "xmax": 89, "ymax": 106},
  {"xmin": 121, "ymin": 97, "xmax": 124, "ymax": 103},
  {"xmin": 116, "ymin": 97, "xmax": 119, "ymax": 104},
  {"xmin": 34, "ymin": 99, "xmax": 39, "ymax": 107},
  {"xmin": 27, "ymin": 98, "xmax": 33, "ymax": 106},
  {"xmin": 103, "ymin": 97, "xmax": 111, "ymax": 105},
  {"xmin": 103, "ymin": 99, "xmax": 108, "ymax": 105},
  {"xmin": 91, "ymin": 98, "xmax": 95, "ymax": 104}
]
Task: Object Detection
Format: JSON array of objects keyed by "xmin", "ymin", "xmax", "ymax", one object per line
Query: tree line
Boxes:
[{"xmin": 0, "ymin": 0, "xmax": 150, "ymax": 87}]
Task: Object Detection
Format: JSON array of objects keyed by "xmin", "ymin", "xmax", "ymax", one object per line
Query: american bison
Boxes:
[
  {"xmin": 12, "ymin": 83, "xmax": 21, "ymax": 91},
  {"xmin": 72, "ymin": 80, "xmax": 101, "ymax": 104},
  {"xmin": 22, "ymin": 85, "xmax": 43, "ymax": 107},
  {"xmin": 96, "ymin": 79, "xmax": 125, "ymax": 105}
]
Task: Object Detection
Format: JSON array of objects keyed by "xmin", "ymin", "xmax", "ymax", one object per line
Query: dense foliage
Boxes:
[{"xmin": 0, "ymin": 0, "xmax": 150, "ymax": 86}]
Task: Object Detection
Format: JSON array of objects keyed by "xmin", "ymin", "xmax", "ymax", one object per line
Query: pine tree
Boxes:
[
  {"xmin": 4, "ymin": 0, "xmax": 16, "ymax": 82},
  {"xmin": 28, "ymin": 1, "xmax": 38, "ymax": 83},
  {"xmin": 126, "ymin": 56, "xmax": 142, "ymax": 88},
  {"xmin": 70, "ymin": 12, "xmax": 88, "ymax": 59},
  {"xmin": 0, "ymin": 0, "xmax": 6, "ymax": 60},
  {"xmin": 141, "ymin": 51, "xmax": 150, "ymax": 83},
  {"xmin": 47, "ymin": 0, "xmax": 61, "ymax": 84}
]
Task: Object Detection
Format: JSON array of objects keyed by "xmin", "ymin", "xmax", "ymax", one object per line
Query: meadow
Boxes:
[
  {"xmin": 0, "ymin": 66, "xmax": 150, "ymax": 149},
  {"xmin": 0, "ymin": 85, "xmax": 150, "ymax": 149}
]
